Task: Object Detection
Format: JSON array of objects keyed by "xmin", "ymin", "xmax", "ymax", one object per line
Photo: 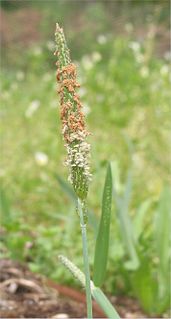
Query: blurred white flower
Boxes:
[
  {"xmin": 155, "ymin": 107, "xmax": 162, "ymax": 117},
  {"xmin": 81, "ymin": 55, "xmax": 93, "ymax": 70},
  {"xmin": 43, "ymin": 72, "xmax": 52, "ymax": 82},
  {"xmin": 46, "ymin": 40, "xmax": 55, "ymax": 51},
  {"xmin": 136, "ymin": 53, "xmax": 145, "ymax": 64},
  {"xmin": 79, "ymin": 87, "xmax": 86, "ymax": 97},
  {"xmin": 97, "ymin": 34, "xmax": 107, "ymax": 45},
  {"xmin": 82, "ymin": 104, "xmax": 91, "ymax": 116},
  {"xmin": 160, "ymin": 65, "xmax": 169, "ymax": 76},
  {"xmin": 150, "ymin": 80, "xmax": 162, "ymax": 92},
  {"xmin": 140, "ymin": 66, "xmax": 149, "ymax": 78},
  {"xmin": 125, "ymin": 23, "xmax": 133, "ymax": 33},
  {"xmin": 153, "ymin": 257, "xmax": 160, "ymax": 264},
  {"xmin": 16, "ymin": 71, "xmax": 25, "ymax": 81},
  {"xmin": 0, "ymin": 168, "xmax": 6, "ymax": 177},
  {"xmin": 1, "ymin": 91, "xmax": 10, "ymax": 100},
  {"xmin": 33, "ymin": 47, "xmax": 42, "ymax": 56},
  {"xmin": 92, "ymin": 51, "xmax": 102, "ymax": 63},
  {"xmin": 35, "ymin": 152, "xmax": 48, "ymax": 166},
  {"xmin": 11, "ymin": 83, "xmax": 18, "ymax": 90},
  {"xmin": 51, "ymin": 100, "xmax": 57, "ymax": 108},
  {"xmin": 132, "ymin": 153, "xmax": 144, "ymax": 170},
  {"xmin": 164, "ymin": 51, "xmax": 171, "ymax": 61},
  {"xmin": 129, "ymin": 41, "xmax": 140, "ymax": 53},
  {"xmin": 96, "ymin": 94, "xmax": 104, "ymax": 102},
  {"xmin": 25, "ymin": 100, "xmax": 40, "ymax": 118},
  {"xmin": 54, "ymin": 314, "xmax": 69, "ymax": 319}
]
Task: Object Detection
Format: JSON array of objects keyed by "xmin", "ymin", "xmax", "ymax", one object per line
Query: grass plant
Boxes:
[
  {"xmin": 54, "ymin": 23, "xmax": 120, "ymax": 318},
  {"xmin": 0, "ymin": 11, "xmax": 170, "ymax": 317}
]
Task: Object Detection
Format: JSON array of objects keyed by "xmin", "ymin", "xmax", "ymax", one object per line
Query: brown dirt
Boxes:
[
  {"xmin": 0, "ymin": 259, "xmax": 88, "ymax": 318},
  {"xmin": 0, "ymin": 258, "xmax": 162, "ymax": 319}
]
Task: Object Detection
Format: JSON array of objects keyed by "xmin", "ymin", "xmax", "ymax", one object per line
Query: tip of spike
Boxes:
[{"xmin": 56, "ymin": 23, "xmax": 63, "ymax": 33}]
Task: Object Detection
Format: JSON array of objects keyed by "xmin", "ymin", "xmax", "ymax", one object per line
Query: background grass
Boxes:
[{"xmin": 0, "ymin": 0, "xmax": 170, "ymax": 316}]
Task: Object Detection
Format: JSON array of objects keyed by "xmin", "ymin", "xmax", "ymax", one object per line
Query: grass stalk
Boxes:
[{"xmin": 78, "ymin": 198, "xmax": 93, "ymax": 318}]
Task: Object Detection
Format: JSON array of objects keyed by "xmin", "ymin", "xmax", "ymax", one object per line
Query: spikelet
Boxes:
[
  {"xmin": 58, "ymin": 255, "xmax": 86, "ymax": 287},
  {"xmin": 55, "ymin": 23, "xmax": 91, "ymax": 200}
]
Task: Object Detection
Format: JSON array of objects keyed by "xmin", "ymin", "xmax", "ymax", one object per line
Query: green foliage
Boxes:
[
  {"xmin": 0, "ymin": 188, "xmax": 11, "ymax": 226},
  {"xmin": 112, "ymin": 164, "xmax": 171, "ymax": 315},
  {"xmin": 112, "ymin": 167, "xmax": 139, "ymax": 270},
  {"xmin": 93, "ymin": 163, "xmax": 112, "ymax": 286},
  {"xmin": 0, "ymin": 188, "xmax": 28, "ymax": 260}
]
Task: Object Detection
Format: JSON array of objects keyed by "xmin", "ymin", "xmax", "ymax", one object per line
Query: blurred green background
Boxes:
[{"xmin": 0, "ymin": 0, "xmax": 170, "ymax": 316}]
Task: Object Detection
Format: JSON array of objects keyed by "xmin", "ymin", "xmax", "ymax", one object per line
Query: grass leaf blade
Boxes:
[
  {"xmin": 113, "ymin": 169, "xmax": 139, "ymax": 269},
  {"xmin": 92, "ymin": 286, "xmax": 120, "ymax": 319},
  {"xmin": 154, "ymin": 186, "xmax": 171, "ymax": 299},
  {"xmin": 93, "ymin": 163, "xmax": 112, "ymax": 286},
  {"xmin": 133, "ymin": 199, "xmax": 152, "ymax": 242},
  {"xmin": 56, "ymin": 174, "xmax": 77, "ymax": 203}
]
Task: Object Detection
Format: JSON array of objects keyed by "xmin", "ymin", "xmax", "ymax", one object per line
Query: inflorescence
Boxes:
[{"xmin": 55, "ymin": 23, "xmax": 91, "ymax": 200}]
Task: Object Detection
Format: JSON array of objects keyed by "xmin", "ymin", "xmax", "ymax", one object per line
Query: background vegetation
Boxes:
[{"xmin": 0, "ymin": 0, "xmax": 170, "ymax": 316}]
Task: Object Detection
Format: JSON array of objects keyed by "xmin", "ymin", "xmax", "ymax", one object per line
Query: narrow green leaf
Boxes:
[
  {"xmin": 110, "ymin": 161, "xmax": 122, "ymax": 193},
  {"xmin": 154, "ymin": 186, "xmax": 170, "ymax": 270},
  {"xmin": 113, "ymin": 169, "xmax": 139, "ymax": 269},
  {"xmin": 154, "ymin": 186, "xmax": 171, "ymax": 300},
  {"xmin": 56, "ymin": 174, "xmax": 77, "ymax": 203},
  {"xmin": 133, "ymin": 199, "xmax": 152, "ymax": 242},
  {"xmin": 93, "ymin": 162, "xmax": 112, "ymax": 286},
  {"xmin": 92, "ymin": 286, "xmax": 120, "ymax": 319}
]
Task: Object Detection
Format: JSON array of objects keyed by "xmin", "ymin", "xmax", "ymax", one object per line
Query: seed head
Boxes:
[{"xmin": 55, "ymin": 23, "xmax": 91, "ymax": 199}]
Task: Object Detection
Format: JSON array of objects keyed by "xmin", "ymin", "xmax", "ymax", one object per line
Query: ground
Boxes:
[{"xmin": 0, "ymin": 259, "xmax": 163, "ymax": 318}]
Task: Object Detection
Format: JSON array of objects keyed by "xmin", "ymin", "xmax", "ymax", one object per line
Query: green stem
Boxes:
[{"xmin": 78, "ymin": 198, "xmax": 93, "ymax": 318}]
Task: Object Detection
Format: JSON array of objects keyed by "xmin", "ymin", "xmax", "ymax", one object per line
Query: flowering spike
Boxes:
[
  {"xmin": 55, "ymin": 23, "xmax": 91, "ymax": 199},
  {"xmin": 58, "ymin": 255, "xmax": 86, "ymax": 287}
]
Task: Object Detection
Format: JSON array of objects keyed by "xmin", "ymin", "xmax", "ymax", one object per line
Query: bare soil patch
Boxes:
[{"xmin": 0, "ymin": 258, "xmax": 163, "ymax": 318}]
